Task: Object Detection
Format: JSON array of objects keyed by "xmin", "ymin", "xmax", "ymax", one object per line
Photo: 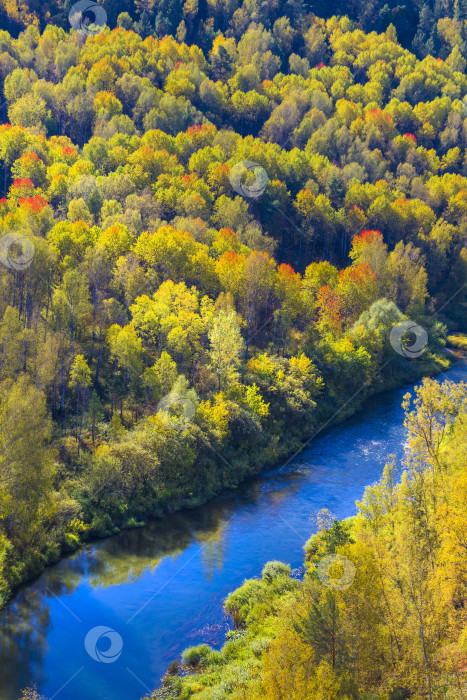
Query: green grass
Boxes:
[{"xmin": 447, "ymin": 333, "xmax": 467, "ymax": 351}]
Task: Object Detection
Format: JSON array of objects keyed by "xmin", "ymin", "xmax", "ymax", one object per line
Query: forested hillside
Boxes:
[
  {"xmin": 154, "ymin": 377, "xmax": 467, "ymax": 699},
  {"xmin": 0, "ymin": 9, "xmax": 466, "ymax": 612},
  {"xmin": 5, "ymin": 0, "xmax": 467, "ymax": 60}
]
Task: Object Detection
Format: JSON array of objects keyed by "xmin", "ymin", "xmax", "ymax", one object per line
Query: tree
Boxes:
[
  {"xmin": 67, "ymin": 198, "xmax": 93, "ymax": 225},
  {"xmin": 322, "ymin": 520, "xmax": 354, "ymax": 553},
  {"xmin": 336, "ymin": 263, "xmax": 378, "ymax": 324},
  {"xmin": 446, "ymin": 45, "xmax": 466, "ymax": 72},
  {"xmin": 0, "ymin": 376, "xmax": 54, "ymax": 550},
  {"xmin": 316, "ymin": 285, "xmax": 343, "ymax": 336},
  {"xmin": 52, "ymin": 269, "xmax": 92, "ymax": 345},
  {"xmin": 19, "ymin": 688, "xmax": 46, "ymax": 700},
  {"xmin": 294, "ymin": 590, "xmax": 347, "ymax": 670},
  {"xmin": 351, "ymin": 298, "xmax": 405, "ymax": 358},
  {"xmin": 302, "ymin": 261, "xmax": 338, "ymax": 319},
  {"xmin": 403, "ymin": 377, "xmax": 467, "ymax": 477},
  {"xmin": 387, "ymin": 242, "xmax": 428, "ymax": 310},
  {"xmin": 349, "ymin": 230, "xmax": 389, "ymax": 292},
  {"xmin": 261, "ymin": 626, "xmax": 320, "ymax": 699},
  {"xmin": 1, "ymin": 7, "xmax": 467, "ymax": 636},
  {"xmin": 157, "ymin": 374, "xmax": 199, "ymax": 431},
  {"xmin": 130, "ymin": 280, "xmax": 205, "ymax": 372},
  {"xmin": 89, "ymin": 390, "xmax": 103, "ymax": 444},
  {"xmin": 275, "ymin": 263, "xmax": 303, "ymax": 341},
  {"xmin": 8, "ymin": 95, "xmax": 49, "ymax": 131},
  {"xmin": 240, "ymin": 252, "xmax": 276, "ymax": 360},
  {"xmin": 69, "ymin": 354, "xmax": 92, "ymax": 454},
  {"xmin": 143, "ymin": 350, "xmax": 178, "ymax": 401},
  {"xmin": 208, "ymin": 310, "xmax": 244, "ymax": 389},
  {"xmin": 107, "ymin": 324, "xmax": 143, "ymax": 379},
  {"xmin": 0, "ymin": 306, "xmax": 23, "ymax": 382}
]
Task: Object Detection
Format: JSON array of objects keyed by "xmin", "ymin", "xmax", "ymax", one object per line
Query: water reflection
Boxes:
[
  {"xmin": 89, "ymin": 499, "xmax": 242, "ymax": 588},
  {"xmin": 0, "ymin": 490, "xmax": 256, "ymax": 697},
  {"xmin": 0, "ymin": 359, "xmax": 465, "ymax": 700},
  {"xmin": 0, "ymin": 588, "xmax": 50, "ymax": 697}
]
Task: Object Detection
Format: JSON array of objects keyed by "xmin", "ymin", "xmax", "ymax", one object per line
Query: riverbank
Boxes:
[
  {"xmin": 0, "ymin": 362, "xmax": 467, "ymax": 700},
  {"xmin": 154, "ymin": 373, "xmax": 467, "ymax": 700},
  {"xmin": 0, "ymin": 349, "xmax": 451, "ymax": 614},
  {"xmin": 3, "ymin": 355, "xmax": 466, "ymax": 700}
]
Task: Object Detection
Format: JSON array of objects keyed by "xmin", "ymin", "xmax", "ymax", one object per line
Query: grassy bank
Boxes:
[{"xmin": 447, "ymin": 334, "xmax": 467, "ymax": 352}]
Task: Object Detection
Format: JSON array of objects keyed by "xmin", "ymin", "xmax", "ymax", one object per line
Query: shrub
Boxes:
[
  {"xmin": 182, "ymin": 644, "xmax": 212, "ymax": 668},
  {"xmin": 261, "ymin": 560, "xmax": 291, "ymax": 582}
]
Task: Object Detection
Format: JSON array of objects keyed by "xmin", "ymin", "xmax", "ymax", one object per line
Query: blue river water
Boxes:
[{"xmin": 1, "ymin": 358, "xmax": 466, "ymax": 700}]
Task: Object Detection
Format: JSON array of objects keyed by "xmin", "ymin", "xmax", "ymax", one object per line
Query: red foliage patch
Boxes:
[
  {"xmin": 220, "ymin": 250, "xmax": 240, "ymax": 265},
  {"xmin": 353, "ymin": 229, "xmax": 383, "ymax": 246},
  {"xmin": 21, "ymin": 152, "xmax": 40, "ymax": 161},
  {"xmin": 18, "ymin": 195, "xmax": 48, "ymax": 212},
  {"xmin": 278, "ymin": 263, "xmax": 297, "ymax": 278},
  {"xmin": 367, "ymin": 108, "xmax": 393, "ymax": 123},
  {"xmin": 339, "ymin": 261, "xmax": 376, "ymax": 283},
  {"xmin": 317, "ymin": 284, "xmax": 343, "ymax": 333},
  {"xmin": 12, "ymin": 178, "xmax": 34, "ymax": 189}
]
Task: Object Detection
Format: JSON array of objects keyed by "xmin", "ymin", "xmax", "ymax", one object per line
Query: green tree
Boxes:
[
  {"xmin": 0, "ymin": 377, "xmax": 54, "ymax": 550},
  {"xmin": 69, "ymin": 354, "xmax": 92, "ymax": 454},
  {"xmin": 294, "ymin": 590, "xmax": 347, "ymax": 670},
  {"xmin": 208, "ymin": 310, "xmax": 244, "ymax": 389}
]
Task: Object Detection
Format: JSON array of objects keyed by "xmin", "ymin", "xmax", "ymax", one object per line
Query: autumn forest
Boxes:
[{"xmin": 0, "ymin": 0, "xmax": 466, "ymax": 697}]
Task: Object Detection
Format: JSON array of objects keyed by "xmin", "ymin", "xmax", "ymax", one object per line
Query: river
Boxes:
[{"xmin": 1, "ymin": 358, "xmax": 466, "ymax": 700}]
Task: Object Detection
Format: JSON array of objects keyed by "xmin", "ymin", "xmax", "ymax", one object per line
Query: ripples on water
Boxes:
[{"xmin": 1, "ymin": 360, "xmax": 466, "ymax": 700}]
